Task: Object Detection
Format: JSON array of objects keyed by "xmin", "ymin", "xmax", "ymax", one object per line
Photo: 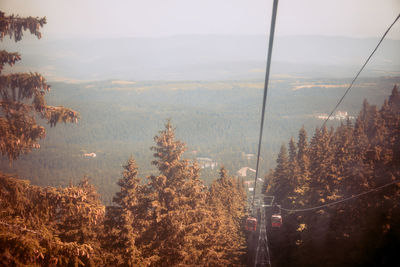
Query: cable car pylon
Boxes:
[{"xmin": 254, "ymin": 202, "xmax": 271, "ymax": 267}]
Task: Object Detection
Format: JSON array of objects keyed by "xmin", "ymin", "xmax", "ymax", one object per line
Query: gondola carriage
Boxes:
[
  {"xmin": 271, "ymin": 214, "xmax": 282, "ymax": 228},
  {"xmin": 245, "ymin": 216, "xmax": 257, "ymax": 231},
  {"xmin": 271, "ymin": 204, "xmax": 282, "ymax": 228}
]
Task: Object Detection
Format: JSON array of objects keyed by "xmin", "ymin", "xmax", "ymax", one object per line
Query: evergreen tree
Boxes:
[
  {"xmin": 295, "ymin": 127, "xmax": 310, "ymax": 207},
  {"xmin": 104, "ymin": 157, "xmax": 145, "ymax": 266},
  {"xmin": 142, "ymin": 120, "xmax": 212, "ymax": 266},
  {"xmin": 308, "ymin": 126, "xmax": 336, "ymax": 205},
  {"xmin": 287, "ymin": 137, "xmax": 300, "ymax": 207},
  {"xmin": 0, "ymin": 174, "xmax": 106, "ymax": 266},
  {"xmin": 379, "ymin": 86, "xmax": 400, "ymax": 169},
  {"xmin": 56, "ymin": 178, "xmax": 106, "ymax": 266},
  {"xmin": 267, "ymin": 86, "xmax": 400, "ymax": 266},
  {"xmin": 210, "ymin": 167, "xmax": 246, "ymax": 222},
  {"xmin": 0, "ymin": 11, "xmax": 79, "ymax": 162},
  {"xmin": 271, "ymin": 144, "xmax": 291, "ymax": 205},
  {"xmin": 206, "ymin": 167, "xmax": 247, "ymax": 266}
]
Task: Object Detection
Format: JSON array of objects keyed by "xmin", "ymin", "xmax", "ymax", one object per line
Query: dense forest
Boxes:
[
  {"xmin": 0, "ymin": 121, "xmax": 248, "ymax": 266},
  {"xmin": 1, "ymin": 76, "xmax": 398, "ymax": 204},
  {"xmin": 264, "ymin": 86, "xmax": 400, "ymax": 266}
]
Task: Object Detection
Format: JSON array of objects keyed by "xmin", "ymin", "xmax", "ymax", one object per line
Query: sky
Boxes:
[{"xmin": 1, "ymin": 0, "xmax": 400, "ymax": 39}]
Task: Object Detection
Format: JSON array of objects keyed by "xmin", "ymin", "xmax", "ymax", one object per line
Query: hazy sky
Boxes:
[{"xmin": 1, "ymin": 0, "xmax": 400, "ymax": 39}]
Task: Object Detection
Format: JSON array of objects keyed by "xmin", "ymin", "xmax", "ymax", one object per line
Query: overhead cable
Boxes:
[
  {"xmin": 280, "ymin": 179, "xmax": 400, "ymax": 212},
  {"xmin": 253, "ymin": 0, "xmax": 279, "ymax": 206},
  {"xmin": 323, "ymin": 13, "xmax": 400, "ymax": 126}
]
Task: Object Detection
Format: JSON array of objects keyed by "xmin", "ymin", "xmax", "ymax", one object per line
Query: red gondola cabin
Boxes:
[
  {"xmin": 245, "ymin": 217, "xmax": 257, "ymax": 231},
  {"xmin": 271, "ymin": 214, "xmax": 282, "ymax": 228}
]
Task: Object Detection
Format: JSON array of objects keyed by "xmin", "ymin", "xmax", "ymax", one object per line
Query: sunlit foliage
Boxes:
[{"xmin": 0, "ymin": 11, "xmax": 79, "ymax": 161}]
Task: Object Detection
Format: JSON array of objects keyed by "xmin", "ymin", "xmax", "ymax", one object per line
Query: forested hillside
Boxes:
[
  {"xmin": 0, "ymin": 122, "xmax": 248, "ymax": 266},
  {"xmin": 1, "ymin": 77, "xmax": 398, "ymax": 203},
  {"xmin": 265, "ymin": 86, "xmax": 400, "ymax": 266}
]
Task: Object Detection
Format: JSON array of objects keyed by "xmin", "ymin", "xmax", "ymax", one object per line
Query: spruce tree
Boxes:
[
  {"xmin": 143, "ymin": 120, "xmax": 211, "ymax": 266},
  {"xmin": 206, "ymin": 167, "xmax": 246, "ymax": 265},
  {"xmin": 0, "ymin": 175, "xmax": 106, "ymax": 266},
  {"xmin": 106, "ymin": 157, "xmax": 145, "ymax": 266},
  {"xmin": 308, "ymin": 126, "xmax": 336, "ymax": 205},
  {"xmin": 295, "ymin": 127, "xmax": 310, "ymax": 207},
  {"xmin": 271, "ymin": 144, "xmax": 290, "ymax": 205},
  {"xmin": 0, "ymin": 11, "xmax": 79, "ymax": 162},
  {"xmin": 385, "ymin": 86, "xmax": 400, "ymax": 165},
  {"xmin": 288, "ymin": 137, "xmax": 300, "ymax": 207}
]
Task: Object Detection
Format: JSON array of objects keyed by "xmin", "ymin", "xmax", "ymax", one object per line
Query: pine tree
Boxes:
[
  {"xmin": 267, "ymin": 86, "xmax": 400, "ymax": 266},
  {"xmin": 105, "ymin": 157, "xmax": 145, "ymax": 266},
  {"xmin": 295, "ymin": 127, "xmax": 311, "ymax": 207},
  {"xmin": 55, "ymin": 178, "xmax": 106, "ymax": 266},
  {"xmin": 297, "ymin": 127, "xmax": 309, "ymax": 176},
  {"xmin": 0, "ymin": 174, "xmax": 106, "ymax": 266},
  {"xmin": 380, "ymin": 85, "xmax": 400, "ymax": 167},
  {"xmin": 142, "ymin": 120, "xmax": 212, "ymax": 266},
  {"xmin": 308, "ymin": 126, "xmax": 337, "ymax": 205},
  {"xmin": 206, "ymin": 167, "xmax": 246, "ymax": 266},
  {"xmin": 271, "ymin": 144, "xmax": 291, "ymax": 205},
  {"xmin": 287, "ymin": 137, "xmax": 300, "ymax": 207},
  {"xmin": 210, "ymin": 167, "xmax": 246, "ymax": 221},
  {"xmin": 0, "ymin": 11, "xmax": 79, "ymax": 162}
]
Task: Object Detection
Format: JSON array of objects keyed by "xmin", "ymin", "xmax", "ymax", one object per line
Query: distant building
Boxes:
[
  {"xmin": 237, "ymin": 167, "xmax": 256, "ymax": 177},
  {"xmin": 243, "ymin": 153, "xmax": 255, "ymax": 160},
  {"xmin": 84, "ymin": 152, "xmax": 97, "ymax": 158},
  {"xmin": 196, "ymin": 157, "xmax": 218, "ymax": 170},
  {"xmin": 317, "ymin": 110, "xmax": 354, "ymax": 121}
]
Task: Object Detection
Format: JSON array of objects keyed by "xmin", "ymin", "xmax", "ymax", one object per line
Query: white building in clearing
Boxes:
[
  {"xmin": 237, "ymin": 167, "xmax": 256, "ymax": 177},
  {"xmin": 317, "ymin": 110, "xmax": 355, "ymax": 121},
  {"xmin": 84, "ymin": 152, "xmax": 97, "ymax": 158},
  {"xmin": 196, "ymin": 157, "xmax": 218, "ymax": 170},
  {"xmin": 242, "ymin": 153, "xmax": 255, "ymax": 160}
]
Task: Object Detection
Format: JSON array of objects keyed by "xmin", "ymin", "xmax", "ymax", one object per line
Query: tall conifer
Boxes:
[
  {"xmin": 288, "ymin": 137, "xmax": 300, "ymax": 207},
  {"xmin": 0, "ymin": 11, "xmax": 79, "ymax": 162},
  {"xmin": 295, "ymin": 127, "xmax": 310, "ymax": 206},
  {"xmin": 271, "ymin": 144, "xmax": 290, "ymax": 205},
  {"xmin": 143, "ymin": 120, "xmax": 211, "ymax": 265},
  {"xmin": 106, "ymin": 157, "xmax": 145, "ymax": 266}
]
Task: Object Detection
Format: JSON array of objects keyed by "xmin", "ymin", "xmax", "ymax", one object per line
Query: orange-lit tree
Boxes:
[{"xmin": 0, "ymin": 11, "xmax": 79, "ymax": 162}]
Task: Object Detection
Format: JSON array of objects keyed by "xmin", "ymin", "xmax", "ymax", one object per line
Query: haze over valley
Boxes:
[{"xmin": 3, "ymin": 35, "xmax": 399, "ymax": 81}]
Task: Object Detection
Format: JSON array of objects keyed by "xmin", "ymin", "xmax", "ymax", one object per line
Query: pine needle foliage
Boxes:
[
  {"xmin": 105, "ymin": 121, "xmax": 248, "ymax": 266},
  {"xmin": 206, "ymin": 167, "xmax": 247, "ymax": 265},
  {"xmin": 0, "ymin": 174, "xmax": 106, "ymax": 266},
  {"xmin": 0, "ymin": 11, "xmax": 79, "ymax": 162},
  {"xmin": 265, "ymin": 86, "xmax": 400, "ymax": 266},
  {"xmin": 143, "ymin": 121, "xmax": 216, "ymax": 265},
  {"xmin": 103, "ymin": 157, "xmax": 146, "ymax": 266}
]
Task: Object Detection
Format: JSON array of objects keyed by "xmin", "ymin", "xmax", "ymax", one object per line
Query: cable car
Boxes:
[
  {"xmin": 245, "ymin": 216, "xmax": 257, "ymax": 231},
  {"xmin": 271, "ymin": 214, "xmax": 282, "ymax": 228}
]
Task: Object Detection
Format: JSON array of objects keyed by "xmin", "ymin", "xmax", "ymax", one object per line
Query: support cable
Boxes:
[
  {"xmin": 253, "ymin": 0, "xmax": 279, "ymax": 207},
  {"xmin": 322, "ymin": 13, "xmax": 400, "ymax": 127},
  {"xmin": 280, "ymin": 179, "xmax": 400, "ymax": 213},
  {"xmin": 278, "ymin": 13, "xmax": 400, "ymax": 213}
]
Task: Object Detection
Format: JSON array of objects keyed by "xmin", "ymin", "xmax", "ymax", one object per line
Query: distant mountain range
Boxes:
[{"xmin": 3, "ymin": 35, "xmax": 400, "ymax": 81}]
